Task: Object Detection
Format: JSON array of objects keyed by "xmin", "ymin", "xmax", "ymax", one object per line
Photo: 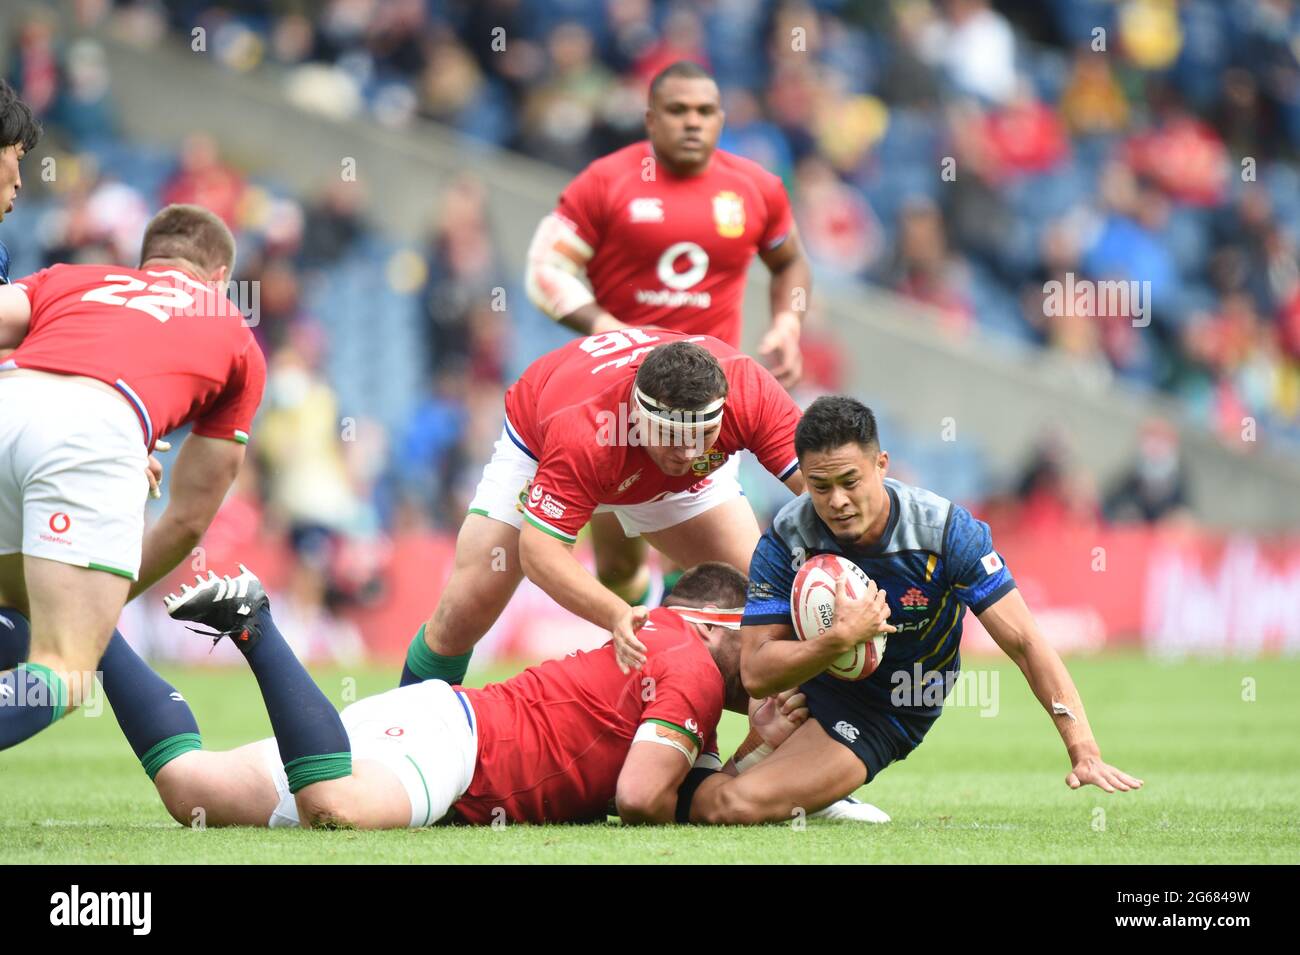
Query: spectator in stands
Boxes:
[
  {"xmin": 1103, "ymin": 419, "xmax": 1191, "ymax": 524},
  {"xmin": 299, "ymin": 179, "xmax": 365, "ymax": 269},
  {"xmin": 916, "ymin": 0, "xmax": 1018, "ymax": 105},
  {"xmin": 161, "ymin": 132, "xmax": 247, "ymax": 227},
  {"xmin": 1012, "ymin": 428, "xmax": 1100, "ymax": 533},
  {"xmin": 257, "ymin": 339, "xmax": 362, "ymax": 537},
  {"xmin": 886, "ymin": 196, "xmax": 974, "ymax": 336},
  {"xmin": 520, "ymin": 22, "xmax": 616, "ymax": 170}
]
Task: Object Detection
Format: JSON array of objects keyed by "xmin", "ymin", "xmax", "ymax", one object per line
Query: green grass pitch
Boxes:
[{"xmin": 2, "ymin": 653, "xmax": 1298, "ymax": 864}]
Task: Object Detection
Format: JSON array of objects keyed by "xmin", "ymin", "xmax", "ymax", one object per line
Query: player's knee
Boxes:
[
  {"xmin": 595, "ymin": 553, "xmax": 646, "ymax": 594},
  {"xmin": 153, "ymin": 764, "xmax": 205, "ymax": 826},
  {"xmin": 296, "ymin": 784, "xmax": 362, "ymax": 830}
]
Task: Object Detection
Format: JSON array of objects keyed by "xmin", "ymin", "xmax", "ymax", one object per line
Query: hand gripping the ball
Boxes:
[{"xmin": 824, "ymin": 574, "xmax": 897, "ymax": 656}]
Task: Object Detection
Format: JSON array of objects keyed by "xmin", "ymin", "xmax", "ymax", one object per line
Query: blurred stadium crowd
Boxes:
[{"xmin": 4, "ymin": 0, "xmax": 1299, "ymax": 657}]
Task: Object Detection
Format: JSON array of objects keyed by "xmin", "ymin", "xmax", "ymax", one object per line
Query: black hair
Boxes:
[
  {"xmin": 648, "ymin": 61, "xmax": 715, "ymax": 104},
  {"xmin": 0, "ymin": 80, "xmax": 41, "ymax": 154},
  {"xmin": 795, "ymin": 395, "xmax": 880, "ymax": 459}
]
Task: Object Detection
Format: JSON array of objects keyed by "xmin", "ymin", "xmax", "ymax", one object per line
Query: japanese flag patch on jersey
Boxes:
[{"xmin": 980, "ymin": 552, "xmax": 1004, "ymax": 575}]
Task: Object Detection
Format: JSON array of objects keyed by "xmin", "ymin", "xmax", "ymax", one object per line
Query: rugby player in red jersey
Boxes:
[
  {"xmin": 398, "ymin": 329, "xmax": 804, "ymax": 692},
  {"xmin": 0, "ymin": 204, "xmax": 266, "ymax": 751},
  {"xmin": 100, "ymin": 562, "xmax": 807, "ymax": 828},
  {"xmin": 525, "ymin": 61, "xmax": 813, "ymax": 610}
]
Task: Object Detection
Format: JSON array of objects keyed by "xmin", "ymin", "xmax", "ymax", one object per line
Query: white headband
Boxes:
[{"xmin": 633, "ymin": 386, "xmax": 726, "ymax": 431}]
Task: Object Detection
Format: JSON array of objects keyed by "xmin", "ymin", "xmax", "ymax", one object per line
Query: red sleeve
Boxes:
[
  {"xmin": 10, "ymin": 268, "xmax": 53, "ymax": 316},
  {"xmin": 734, "ymin": 357, "xmax": 801, "ymax": 481},
  {"xmin": 640, "ymin": 643, "xmax": 725, "ymax": 758},
  {"xmin": 757, "ymin": 170, "xmax": 794, "ymax": 251},
  {"xmin": 554, "ymin": 162, "xmax": 607, "ymax": 250},
  {"xmin": 522, "ymin": 418, "xmax": 602, "ymax": 543},
  {"xmin": 192, "ymin": 337, "xmax": 267, "ymax": 444}
]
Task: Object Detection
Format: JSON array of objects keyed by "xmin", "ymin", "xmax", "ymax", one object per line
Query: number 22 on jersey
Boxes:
[{"xmin": 81, "ymin": 270, "xmax": 203, "ymax": 323}]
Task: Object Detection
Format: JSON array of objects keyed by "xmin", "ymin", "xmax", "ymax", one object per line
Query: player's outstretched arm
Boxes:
[
  {"xmin": 979, "ymin": 588, "xmax": 1144, "ymax": 794},
  {"xmin": 129, "ymin": 435, "xmax": 245, "ymax": 600},
  {"xmin": 0, "ymin": 282, "xmax": 32, "ymax": 349}
]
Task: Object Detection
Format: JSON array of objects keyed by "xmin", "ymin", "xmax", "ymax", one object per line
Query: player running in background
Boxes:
[
  {"xmin": 0, "ymin": 204, "xmax": 266, "ymax": 751},
  {"xmin": 98, "ymin": 562, "xmax": 799, "ymax": 828},
  {"xmin": 676, "ymin": 396, "xmax": 1144, "ymax": 825},
  {"xmin": 398, "ymin": 330, "xmax": 803, "ymax": 692},
  {"xmin": 0, "ymin": 79, "xmax": 41, "ymax": 286},
  {"xmin": 526, "ymin": 60, "xmax": 813, "ymax": 608}
]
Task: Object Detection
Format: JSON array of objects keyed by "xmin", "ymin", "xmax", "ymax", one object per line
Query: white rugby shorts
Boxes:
[
  {"xmin": 264, "ymin": 678, "xmax": 479, "ymax": 829},
  {"xmin": 466, "ymin": 418, "xmax": 744, "ymax": 539},
  {"xmin": 0, "ymin": 375, "xmax": 148, "ymax": 580}
]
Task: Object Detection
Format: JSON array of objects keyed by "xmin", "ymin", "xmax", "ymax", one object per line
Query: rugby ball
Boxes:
[{"xmin": 790, "ymin": 554, "xmax": 887, "ymax": 681}]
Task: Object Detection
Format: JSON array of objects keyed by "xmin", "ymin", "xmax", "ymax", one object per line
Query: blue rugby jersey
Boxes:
[{"xmin": 743, "ymin": 478, "xmax": 1016, "ymax": 718}]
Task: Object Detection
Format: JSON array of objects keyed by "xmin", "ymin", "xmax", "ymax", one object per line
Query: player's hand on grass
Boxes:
[
  {"xmin": 146, "ymin": 439, "xmax": 172, "ymax": 500},
  {"xmin": 1066, "ymin": 754, "xmax": 1144, "ymax": 793},
  {"xmin": 613, "ymin": 604, "xmax": 650, "ymax": 673},
  {"xmin": 750, "ymin": 689, "xmax": 809, "ymax": 749},
  {"xmin": 759, "ymin": 311, "xmax": 803, "ymax": 389},
  {"xmin": 826, "ymin": 574, "xmax": 897, "ymax": 655}
]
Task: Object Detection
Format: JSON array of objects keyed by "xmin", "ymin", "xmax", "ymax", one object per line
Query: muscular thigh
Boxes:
[
  {"xmin": 590, "ymin": 510, "xmax": 646, "ymax": 582},
  {"xmin": 0, "ymin": 554, "xmax": 27, "ymax": 613},
  {"xmin": 642, "ymin": 497, "xmax": 761, "ymax": 576},
  {"xmin": 695, "ymin": 720, "xmax": 868, "ymax": 824},
  {"xmin": 24, "ymin": 555, "xmax": 129, "ymax": 679}
]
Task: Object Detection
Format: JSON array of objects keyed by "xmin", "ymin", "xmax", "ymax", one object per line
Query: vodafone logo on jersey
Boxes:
[
  {"xmin": 40, "ymin": 512, "xmax": 73, "ymax": 547},
  {"xmin": 657, "ymin": 242, "xmax": 709, "ymax": 290},
  {"xmin": 639, "ymin": 242, "xmax": 712, "ymax": 310}
]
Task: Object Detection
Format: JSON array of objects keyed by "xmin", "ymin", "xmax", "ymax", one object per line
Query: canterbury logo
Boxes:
[{"xmin": 833, "ymin": 720, "xmax": 860, "ymax": 742}]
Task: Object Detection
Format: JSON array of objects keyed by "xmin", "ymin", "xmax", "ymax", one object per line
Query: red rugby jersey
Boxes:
[
  {"xmin": 454, "ymin": 607, "xmax": 725, "ymax": 824},
  {"xmin": 501, "ymin": 329, "xmax": 801, "ymax": 543},
  {"xmin": 553, "ymin": 141, "xmax": 793, "ymax": 347},
  {"xmin": 7, "ymin": 263, "xmax": 265, "ymax": 450}
]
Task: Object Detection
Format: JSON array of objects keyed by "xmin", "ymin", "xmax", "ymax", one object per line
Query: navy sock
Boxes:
[
  {"xmin": 0, "ymin": 608, "xmax": 30, "ymax": 670},
  {"xmin": 98, "ymin": 630, "xmax": 202, "ymax": 779},
  {"xmin": 0, "ymin": 662, "xmax": 69, "ymax": 750},
  {"xmin": 243, "ymin": 606, "xmax": 351, "ymax": 792}
]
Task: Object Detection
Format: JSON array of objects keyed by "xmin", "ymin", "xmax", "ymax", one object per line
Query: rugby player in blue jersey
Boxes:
[
  {"xmin": 675, "ymin": 395, "xmax": 1143, "ymax": 824},
  {"xmin": 0, "ymin": 79, "xmax": 40, "ymax": 286}
]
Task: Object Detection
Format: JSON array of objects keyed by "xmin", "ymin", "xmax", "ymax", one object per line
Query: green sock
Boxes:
[
  {"xmin": 402, "ymin": 624, "xmax": 473, "ymax": 686},
  {"xmin": 284, "ymin": 752, "xmax": 354, "ymax": 794},
  {"xmin": 140, "ymin": 733, "xmax": 203, "ymax": 781},
  {"xmin": 19, "ymin": 662, "xmax": 69, "ymax": 723}
]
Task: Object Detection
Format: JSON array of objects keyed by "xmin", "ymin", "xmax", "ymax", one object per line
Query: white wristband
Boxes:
[{"xmin": 734, "ymin": 742, "xmax": 774, "ymax": 773}]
